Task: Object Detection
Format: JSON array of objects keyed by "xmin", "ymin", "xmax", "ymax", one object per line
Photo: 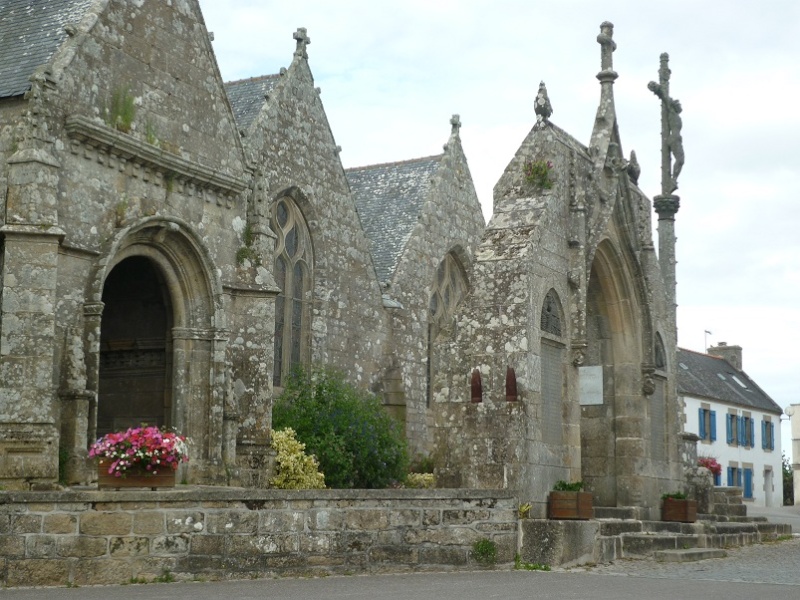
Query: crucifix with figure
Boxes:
[{"xmin": 648, "ymin": 53, "xmax": 684, "ymax": 195}]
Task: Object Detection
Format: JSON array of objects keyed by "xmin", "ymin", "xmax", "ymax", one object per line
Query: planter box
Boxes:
[
  {"xmin": 97, "ymin": 459, "xmax": 176, "ymax": 490},
  {"xmin": 661, "ymin": 497, "xmax": 697, "ymax": 523},
  {"xmin": 547, "ymin": 491, "xmax": 593, "ymax": 520}
]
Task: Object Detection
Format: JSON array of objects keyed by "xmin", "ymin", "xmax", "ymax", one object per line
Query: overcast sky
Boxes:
[{"xmin": 198, "ymin": 0, "xmax": 800, "ymax": 456}]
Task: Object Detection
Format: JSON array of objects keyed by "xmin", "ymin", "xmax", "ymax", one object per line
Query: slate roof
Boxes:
[
  {"xmin": 346, "ymin": 155, "xmax": 442, "ymax": 285},
  {"xmin": 677, "ymin": 348, "xmax": 782, "ymax": 415},
  {"xmin": 0, "ymin": 0, "xmax": 95, "ymax": 98},
  {"xmin": 224, "ymin": 75, "xmax": 280, "ymax": 133}
]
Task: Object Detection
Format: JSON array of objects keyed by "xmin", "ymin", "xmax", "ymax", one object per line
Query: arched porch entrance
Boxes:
[
  {"xmin": 98, "ymin": 256, "xmax": 173, "ymax": 435},
  {"xmin": 84, "ymin": 218, "xmax": 229, "ymax": 484},
  {"xmin": 581, "ymin": 240, "xmax": 644, "ymax": 507}
]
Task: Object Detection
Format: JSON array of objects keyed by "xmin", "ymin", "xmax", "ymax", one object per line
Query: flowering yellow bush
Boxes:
[
  {"xmin": 405, "ymin": 472, "xmax": 435, "ymax": 489},
  {"xmin": 269, "ymin": 427, "xmax": 325, "ymax": 489}
]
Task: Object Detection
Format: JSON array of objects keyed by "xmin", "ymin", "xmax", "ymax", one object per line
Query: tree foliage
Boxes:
[
  {"xmin": 783, "ymin": 453, "xmax": 794, "ymax": 506},
  {"xmin": 272, "ymin": 367, "xmax": 408, "ymax": 489}
]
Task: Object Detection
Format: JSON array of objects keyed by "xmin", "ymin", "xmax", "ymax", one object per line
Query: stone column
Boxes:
[{"xmin": 786, "ymin": 405, "xmax": 800, "ymax": 505}]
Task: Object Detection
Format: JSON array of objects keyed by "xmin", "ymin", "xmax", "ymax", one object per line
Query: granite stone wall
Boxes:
[{"xmin": 0, "ymin": 488, "xmax": 517, "ymax": 587}]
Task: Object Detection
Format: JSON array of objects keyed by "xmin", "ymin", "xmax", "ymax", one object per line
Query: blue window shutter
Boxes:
[
  {"xmin": 749, "ymin": 419, "xmax": 755, "ymax": 449},
  {"xmin": 770, "ymin": 422, "xmax": 776, "ymax": 450},
  {"xmin": 727, "ymin": 467, "xmax": 734, "ymax": 486},
  {"xmin": 698, "ymin": 408, "xmax": 706, "ymax": 439},
  {"xmin": 744, "ymin": 469, "xmax": 753, "ymax": 498},
  {"xmin": 714, "ymin": 472, "xmax": 721, "ymax": 486},
  {"xmin": 710, "ymin": 411, "xmax": 717, "ymax": 442},
  {"xmin": 762, "ymin": 421, "xmax": 767, "ymax": 449},
  {"xmin": 737, "ymin": 416, "xmax": 745, "ymax": 447},
  {"xmin": 726, "ymin": 415, "xmax": 733, "ymax": 444}
]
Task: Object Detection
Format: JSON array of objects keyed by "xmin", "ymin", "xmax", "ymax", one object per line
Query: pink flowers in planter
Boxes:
[
  {"xmin": 89, "ymin": 426, "xmax": 189, "ymax": 477},
  {"xmin": 698, "ymin": 456, "xmax": 722, "ymax": 477}
]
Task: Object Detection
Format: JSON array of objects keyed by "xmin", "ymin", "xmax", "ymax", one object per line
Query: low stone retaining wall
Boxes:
[{"xmin": 0, "ymin": 487, "xmax": 518, "ymax": 587}]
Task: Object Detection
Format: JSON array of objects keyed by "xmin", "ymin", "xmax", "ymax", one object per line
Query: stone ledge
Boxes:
[
  {"xmin": 0, "ymin": 486, "xmax": 516, "ymax": 504},
  {"xmin": 64, "ymin": 115, "xmax": 248, "ymax": 197}
]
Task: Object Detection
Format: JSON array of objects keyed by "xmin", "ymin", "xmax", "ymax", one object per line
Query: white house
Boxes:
[{"xmin": 679, "ymin": 343, "xmax": 783, "ymax": 507}]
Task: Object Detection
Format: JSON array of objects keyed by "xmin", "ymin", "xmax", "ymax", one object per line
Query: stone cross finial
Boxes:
[
  {"xmin": 597, "ymin": 21, "xmax": 616, "ymax": 72},
  {"xmin": 293, "ymin": 27, "xmax": 310, "ymax": 59},
  {"xmin": 648, "ymin": 52, "xmax": 684, "ymax": 194},
  {"xmin": 534, "ymin": 81, "xmax": 553, "ymax": 121},
  {"xmin": 450, "ymin": 114, "xmax": 461, "ymax": 135}
]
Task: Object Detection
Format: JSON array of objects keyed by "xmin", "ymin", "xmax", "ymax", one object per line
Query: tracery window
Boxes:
[
  {"xmin": 654, "ymin": 333, "xmax": 666, "ymax": 369},
  {"xmin": 271, "ymin": 197, "xmax": 313, "ymax": 388},
  {"xmin": 540, "ymin": 289, "xmax": 564, "ymax": 445},
  {"xmin": 427, "ymin": 253, "xmax": 468, "ymax": 406},
  {"xmin": 540, "ymin": 289, "xmax": 562, "ymax": 336}
]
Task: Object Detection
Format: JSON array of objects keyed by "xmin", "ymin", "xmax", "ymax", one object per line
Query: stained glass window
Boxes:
[
  {"xmin": 271, "ymin": 197, "xmax": 313, "ymax": 387},
  {"xmin": 427, "ymin": 253, "xmax": 468, "ymax": 406}
]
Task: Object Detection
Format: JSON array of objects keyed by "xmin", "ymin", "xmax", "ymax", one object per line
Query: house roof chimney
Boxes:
[{"xmin": 707, "ymin": 342, "xmax": 743, "ymax": 371}]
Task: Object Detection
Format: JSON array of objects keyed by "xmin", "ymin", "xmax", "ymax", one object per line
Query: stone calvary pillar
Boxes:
[{"xmin": 650, "ymin": 53, "xmax": 684, "ymax": 332}]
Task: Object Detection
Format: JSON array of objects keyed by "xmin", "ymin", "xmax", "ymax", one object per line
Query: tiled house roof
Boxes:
[
  {"xmin": 0, "ymin": 0, "xmax": 95, "ymax": 98},
  {"xmin": 346, "ymin": 155, "xmax": 442, "ymax": 285},
  {"xmin": 677, "ymin": 348, "xmax": 782, "ymax": 414},
  {"xmin": 224, "ymin": 74, "xmax": 280, "ymax": 132}
]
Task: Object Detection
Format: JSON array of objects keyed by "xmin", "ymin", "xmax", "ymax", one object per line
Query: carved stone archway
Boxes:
[
  {"xmin": 83, "ymin": 217, "xmax": 228, "ymax": 484},
  {"xmin": 582, "ymin": 239, "xmax": 644, "ymax": 507}
]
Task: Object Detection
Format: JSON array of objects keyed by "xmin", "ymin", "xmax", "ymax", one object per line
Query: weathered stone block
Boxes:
[
  {"xmin": 0, "ymin": 535, "xmax": 25, "ymax": 557},
  {"xmin": 109, "ymin": 536, "xmax": 150, "ymax": 557},
  {"xmin": 74, "ymin": 558, "xmax": 133, "ymax": 586},
  {"xmin": 205, "ymin": 510, "xmax": 258, "ymax": 534},
  {"xmin": 10, "ymin": 513, "xmax": 41, "ymax": 533},
  {"xmin": 6, "ymin": 559, "xmax": 70, "ymax": 587},
  {"xmin": 417, "ymin": 546, "xmax": 468, "ymax": 566},
  {"xmin": 58, "ymin": 536, "xmax": 108, "ymax": 557},
  {"xmin": 344, "ymin": 510, "xmax": 389, "ymax": 531},
  {"xmin": 151, "ymin": 534, "xmax": 190, "ymax": 555},
  {"xmin": 25, "ymin": 534, "xmax": 58, "ymax": 558},
  {"xmin": 520, "ymin": 520, "xmax": 599, "ymax": 567},
  {"xmin": 80, "ymin": 512, "xmax": 133, "ymax": 535},
  {"xmin": 305, "ymin": 508, "xmax": 344, "ymax": 531},
  {"xmin": 166, "ymin": 511, "xmax": 205, "ymax": 533},
  {"xmin": 43, "ymin": 513, "xmax": 77, "ymax": 534},
  {"xmin": 259, "ymin": 510, "xmax": 305, "ymax": 533},
  {"xmin": 369, "ymin": 545, "xmax": 417, "ymax": 564},
  {"xmin": 227, "ymin": 532, "xmax": 299, "ymax": 555},
  {"xmin": 133, "ymin": 511, "xmax": 165, "ymax": 534}
]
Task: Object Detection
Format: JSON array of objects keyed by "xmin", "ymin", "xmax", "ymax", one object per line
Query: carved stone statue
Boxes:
[{"xmin": 649, "ymin": 53, "xmax": 684, "ymax": 194}]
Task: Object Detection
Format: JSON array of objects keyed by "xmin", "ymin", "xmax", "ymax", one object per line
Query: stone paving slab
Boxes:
[{"xmin": 576, "ymin": 535, "xmax": 800, "ymax": 585}]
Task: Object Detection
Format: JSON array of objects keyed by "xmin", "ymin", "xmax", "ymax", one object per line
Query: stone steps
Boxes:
[
  {"xmin": 595, "ymin": 512, "xmax": 792, "ymax": 561},
  {"xmin": 654, "ymin": 548, "xmax": 728, "ymax": 562},
  {"xmin": 520, "ymin": 507, "xmax": 793, "ymax": 568},
  {"xmin": 618, "ymin": 532, "xmax": 700, "ymax": 558}
]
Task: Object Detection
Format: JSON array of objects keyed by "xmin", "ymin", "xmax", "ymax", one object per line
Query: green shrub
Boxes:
[
  {"xmin": 552, "ymin": 480, "xmax": 583, "ymax": 492},
  {"xmin": 269, "ymin": 427, "xmax": 325, "ymax": 489},
  {"xmin": 471, "ymin": 538, "xmax": 497, "ymax": 566},
  {"xmin": 409, "ymin": 453, "xmax": 435, "ymax": 474},
  {"xmin": 661, "ymin": 491, "xmax": 687, "ymax": 500},
  {"xmin": 272, "ymin": 367, "xmax": 408, "ymax": 488}
]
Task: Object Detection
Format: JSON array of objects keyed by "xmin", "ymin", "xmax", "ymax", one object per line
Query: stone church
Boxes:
[{"xmin": 0, "ymin": 1, "xmax": 684, "ymax": 512}]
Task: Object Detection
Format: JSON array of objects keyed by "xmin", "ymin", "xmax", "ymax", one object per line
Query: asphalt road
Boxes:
[
  {"xmin": 4, "ymin": 537, "xmax": 800, "ymax": 600},
  {"xmin": 0, "ymin": 568, "xmax": 798, "ymax": 600}
]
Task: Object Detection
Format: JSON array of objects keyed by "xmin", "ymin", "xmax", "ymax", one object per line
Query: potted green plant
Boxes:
[
  {"xmin": 89, "ymin": 425, "xmax": 189, "ymax": 490},
  {"xmin": 547, "ymin": 480, "xmax": 592, "ymax": 520},
  {"xmin": 661, "ymin": 492, "xmax": 697, "ymax": 523}
]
